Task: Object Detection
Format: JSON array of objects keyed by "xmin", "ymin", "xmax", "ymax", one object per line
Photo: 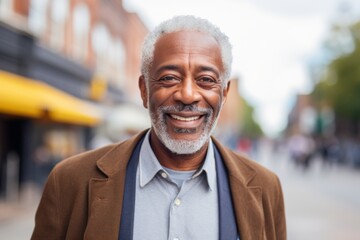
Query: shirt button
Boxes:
[
  {"xmin": 174, "ymin": 198, "xmax": 181, "ymax": 206},
  {"xmin": 174, "ymin": 238, "xmax": 180, "ymax": 240},
  {"xmin": 161, "ymin": 172, "xmax": 167, "ymax": 178}
]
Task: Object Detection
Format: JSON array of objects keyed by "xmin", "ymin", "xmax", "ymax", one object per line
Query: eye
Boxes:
[
  {"xmin": 159, "ymin": 75, "xmax": 180, "ymax": 82},
  {"xmin": 198, "ymin": 77, "xmax": 216, "ymax": 83},
  {"xmin": 155, "ymin": 75, "xmax": 181, "ymax": 87},
  {"xmin": 196, "ymin": 76, "xmax": 220, "ymax": 88}
]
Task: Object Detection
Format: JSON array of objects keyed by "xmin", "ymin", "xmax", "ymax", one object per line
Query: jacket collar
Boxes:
[{"xmin": 96, "ymin": 130, "xmax": 148, "ymax": 177}]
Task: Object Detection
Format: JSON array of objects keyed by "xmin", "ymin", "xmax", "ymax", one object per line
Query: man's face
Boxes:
[{"xmin": 140, "ymin": 30, "xmax": 229, "ymax": 154}]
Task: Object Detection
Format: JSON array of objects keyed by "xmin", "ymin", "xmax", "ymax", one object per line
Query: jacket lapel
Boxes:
[
  {"xmin": 230, "ymin": 176, "xmax": 264, "ymax": 240},
  {"xmin": 84, "ymin": 131, "xmax": 147, "ymax": 240},
  {"xmin": 212, "ymin": 137, "xmax": 265, "ymax": 240}
]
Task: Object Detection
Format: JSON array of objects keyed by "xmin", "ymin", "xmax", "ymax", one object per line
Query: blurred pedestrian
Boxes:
[
  {"xmin": 320, "ymin": 135, "xmax": 341, "ymax": 167},
  {"xmin": 288, "ymin": 133, "xmax": 315, "ymax": 170},
  {"xmin": 31, "ymin": 15, "xmax": 286, "ymax": 240}
]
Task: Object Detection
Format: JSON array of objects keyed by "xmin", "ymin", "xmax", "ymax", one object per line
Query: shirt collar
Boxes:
[
  {"xmin": 139, "ymin": 130, "xmax": 217, "ymax": 190},
  {"xmin": 139, "ymin": 130, "xmax": 163, "ymax": 188},
  {"xmin": 193, "ymin": 137, "xmax": 216, "ymax": 191}
]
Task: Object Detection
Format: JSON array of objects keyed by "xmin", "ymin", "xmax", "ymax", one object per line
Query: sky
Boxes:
[{"xmin": 123, "ymin": 0, "xmax": 360, "ymax": 137}]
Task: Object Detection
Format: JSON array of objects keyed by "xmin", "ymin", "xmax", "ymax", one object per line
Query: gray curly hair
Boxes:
[{"xmin": 140, "ymin": 15, "xmax": 233, "ymax": 88}]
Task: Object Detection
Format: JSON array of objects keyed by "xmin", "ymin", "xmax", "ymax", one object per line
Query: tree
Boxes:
[
  {"xmin": 240, "ymin": 98, "xmax": 263, "ymax": 138},
  {"xmin": 312, "ymin": 20, "xmax": 360, "ymax": 135}
]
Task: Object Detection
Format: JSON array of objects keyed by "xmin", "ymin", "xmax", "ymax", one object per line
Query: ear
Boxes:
[
  {"xmin": 139, "ymin": 75, "xmax": 148, "ymax": 108},
  {"xmin": 222, "ymin": 80, "xmax": 231, "ymax": 106}
]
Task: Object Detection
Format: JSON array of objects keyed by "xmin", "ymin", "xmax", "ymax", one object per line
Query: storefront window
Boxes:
[{"xmin": 32, "ymin": 123, "xmax": 86, "ymax": 187}]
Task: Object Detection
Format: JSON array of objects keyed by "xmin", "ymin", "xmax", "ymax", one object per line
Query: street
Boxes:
[
  {"xmin": 259, "ymin": 143, "xmax": 360, "ymax": 240},
  {"xmin": 1, "ymin": 143, "xmax": 360, "ymax": 240}
]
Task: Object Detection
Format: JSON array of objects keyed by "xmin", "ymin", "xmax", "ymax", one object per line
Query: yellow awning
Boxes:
[{"xmin": 0, "ymin": 70, "xmax": 102, "ymax": 126}]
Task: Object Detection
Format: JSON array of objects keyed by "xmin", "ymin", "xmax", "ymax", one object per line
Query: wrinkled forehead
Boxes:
[{"xmin": 152, "ymin": 30, "xmax": 223, "ymax": 70}]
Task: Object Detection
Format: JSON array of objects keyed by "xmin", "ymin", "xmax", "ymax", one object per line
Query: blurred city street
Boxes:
[
  {"xmin": 1, "ymin": 142, "xmax": 360, "ymax": 240},
  {"xmin": 0, "ymin": 187, "xmax": 39, "ymax": 240},
  {"xmin": 1, "ymin": 0, "xmax": 360, "ymax": 239},
  {"xmin": 259, "ymin": 142, "xmax": 360, "ymax": 240}
]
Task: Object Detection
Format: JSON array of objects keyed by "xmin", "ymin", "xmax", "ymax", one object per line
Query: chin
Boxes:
[
  {"xmin": 165, "ymin": 139, "xmax": 207, "ymax": 155},
  {"xmin": 155, "ymin": 127, "xmax": 210, "ymax": 155},
  {"xmin": 150, "ymin": 106, "xmax": 218, "ymax": 154}
]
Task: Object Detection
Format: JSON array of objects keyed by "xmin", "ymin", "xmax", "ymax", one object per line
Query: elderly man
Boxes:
[{"xmin": 32, "ymin": 15, "xmax": 286, "ymax": 240}]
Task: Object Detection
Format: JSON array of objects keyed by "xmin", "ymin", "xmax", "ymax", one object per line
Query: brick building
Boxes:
[{"xmin": 0, "ymin": 0, "xmax": 148, "ymax": 199}]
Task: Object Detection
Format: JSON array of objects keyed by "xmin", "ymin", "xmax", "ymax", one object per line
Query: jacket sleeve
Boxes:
[{"xmin": 31, "ymin": 167, "xmax": 63, "ymax": 240}]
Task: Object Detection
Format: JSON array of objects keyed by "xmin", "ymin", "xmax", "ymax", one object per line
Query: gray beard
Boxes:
[{"xmin": 150, "ymin": 105, "xmax": 218, "ymax": 155}]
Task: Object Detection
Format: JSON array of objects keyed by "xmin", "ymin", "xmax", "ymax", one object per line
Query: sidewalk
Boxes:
[
  {"xmin": 258, "ymin": 143, "xmax": 360, "ymax": 240},
  {"xmin": 0, "ymin": 184, "xmax": 40, "ymax": 240}
]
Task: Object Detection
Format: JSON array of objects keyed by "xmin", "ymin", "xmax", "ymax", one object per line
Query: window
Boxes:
[
  {"xmin": 0, "ymin": 0, "xmax": 13, "ymax": 18},
  {"xmin": 49, "ymin": 0, "xmax": 69, "ymax": 50},
  {"xmin": 72, "ymin": 2, "xmax": 90, "ymax": 61},
  {"xmin": 91, "ymin": 23, "xmax": 110, "ymax": 74},
  {"xmin": 28, "ymin": 0, "xmax": 47, "ymax": 36},
  {"xmin": 113, "ymin": 39, "xmax": 126, "ymax": 86},
  {"xmin": 91, "ymin": 23, "xmax": 126, "ymax": 87}
]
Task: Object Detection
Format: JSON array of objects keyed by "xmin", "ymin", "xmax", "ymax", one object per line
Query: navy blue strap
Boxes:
[
  {"xmin": 118, "ymin": 137, "xmax": 144, "ymax": 240},
  {"xmin": 214, "ymin": 145, "xmax": 239, "ymax": 240}
]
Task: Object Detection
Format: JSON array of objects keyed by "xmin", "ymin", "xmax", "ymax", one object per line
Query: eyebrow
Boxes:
[
  {"xmin": 154, "ymin": 65, "xmax": 220, "ymax": 78},
  {"xmin": 197, "ymin": 66, "xmax": 220, "ymax": 78},
  {"xmin": 154, "ymin": 65, "xmax": 181, "ymax": 76}
]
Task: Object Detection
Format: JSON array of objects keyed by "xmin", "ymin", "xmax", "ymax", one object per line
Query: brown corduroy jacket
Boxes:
[{"xmin": 31, "ymin": 130, "xmax": 286, "ymax": 240}]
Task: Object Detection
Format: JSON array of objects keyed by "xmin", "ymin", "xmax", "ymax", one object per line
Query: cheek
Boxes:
[
  {"xmin": 204, "ymin": 91, "xmax": 224, "ymax": 114},
  {"xmin": 148, "ymin": 87, "xmax": 175, "ymax": 107}
]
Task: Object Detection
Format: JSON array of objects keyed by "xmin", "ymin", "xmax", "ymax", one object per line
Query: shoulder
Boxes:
[
  {"xmin": 232, "ymin": 149, "xmax": 277, "ymax": 181},
  {"xmin": 46, "ymin": 143, "xmax": 122, "ymax": 190},
  {"xmin": 52, "ymin": 144, "xmax": 117, "ymax": 178},
  {"xmin": 212, "ymin": 137, "xmax": 281, "ymax": 188},
  {"xmin": 51, "ymin": 130, "xmax": 147, "ymax": 180}
]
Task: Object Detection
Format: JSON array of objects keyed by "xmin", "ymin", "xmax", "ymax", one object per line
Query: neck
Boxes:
[{"xmin": 149, "ymin": 130, "xmax": 208, "ymax": 171}]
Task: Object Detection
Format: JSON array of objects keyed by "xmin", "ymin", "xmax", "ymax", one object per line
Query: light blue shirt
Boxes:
[{"xmin": 133, "ymin": 130, "xmax": 219, "ymax": 240}]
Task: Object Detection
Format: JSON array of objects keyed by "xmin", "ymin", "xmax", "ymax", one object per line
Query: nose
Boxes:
[{"xmin": 173, "ymin": 77, "xmax": 201, "ymax": 105}]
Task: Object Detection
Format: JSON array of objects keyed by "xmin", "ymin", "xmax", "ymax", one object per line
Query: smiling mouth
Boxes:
[
  {"xmin": 169, "ymin": 114, "xmax": 202, "ymax": 121},
  {"xmin": 167, "ymin": 114, "xmax": 203, "ymax": 134}
]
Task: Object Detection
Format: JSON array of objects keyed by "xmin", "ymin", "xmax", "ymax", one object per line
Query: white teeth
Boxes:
[{"xmin": 170, "ymin": 114, "xmax": 200, "ymax": 121}]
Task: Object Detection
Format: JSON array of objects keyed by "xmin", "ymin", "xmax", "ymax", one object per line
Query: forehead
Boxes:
[{"xmin": 152, "ymin": 30, "xmax": 223, "ymax": 70}]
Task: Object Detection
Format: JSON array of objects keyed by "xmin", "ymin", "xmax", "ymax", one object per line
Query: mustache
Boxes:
[{"xmin": 159, "ymin": 104, "xmax": 212, "ymax": 115}]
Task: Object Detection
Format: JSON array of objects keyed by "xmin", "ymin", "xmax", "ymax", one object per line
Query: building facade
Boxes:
[{"xmin": 0, "ymin": 0, "xmax": 148, "ymax": 200}]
